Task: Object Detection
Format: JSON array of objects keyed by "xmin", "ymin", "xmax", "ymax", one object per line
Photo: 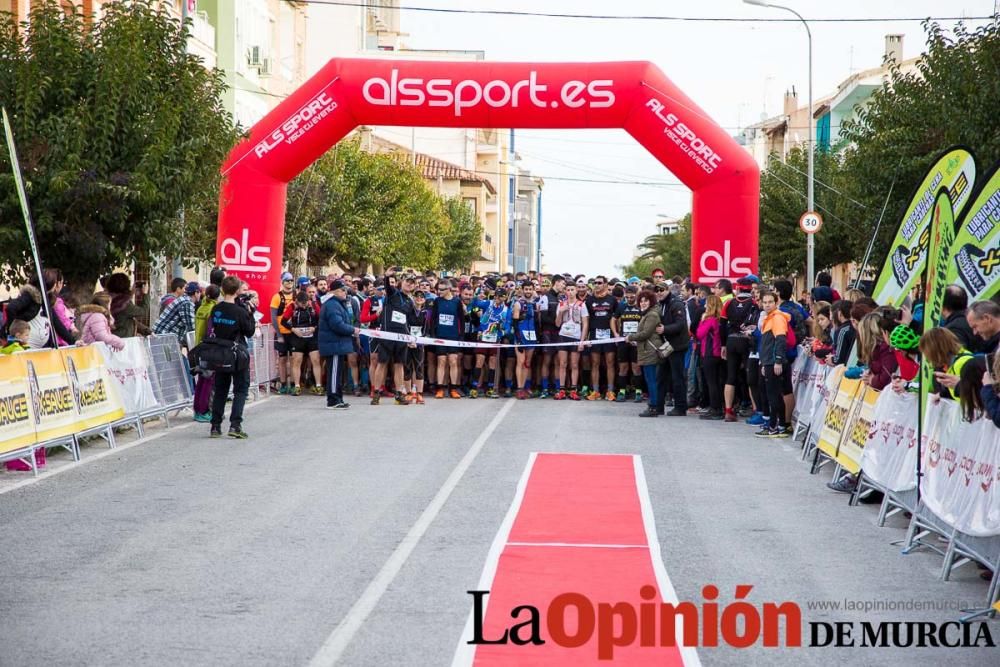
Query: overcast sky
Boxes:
[{"xmin": 389, "ymin": 0, "xmax": 996, "ymax": 276}]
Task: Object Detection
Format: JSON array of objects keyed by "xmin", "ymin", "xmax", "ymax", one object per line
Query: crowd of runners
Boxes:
[
  {"xmin": 266, "ymin": 267, "xmax": 1000, "ymax": 441},
  {"xmin": 2, "ymin": 265, "xmax": 998, "ymax": 446}
]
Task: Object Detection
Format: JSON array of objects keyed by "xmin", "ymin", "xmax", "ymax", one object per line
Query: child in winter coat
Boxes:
[{"xmin": 77, "ymin": 294, "xmax": 125, "ymax": 351}]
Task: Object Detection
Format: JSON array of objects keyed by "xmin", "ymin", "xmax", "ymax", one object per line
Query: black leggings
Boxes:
[
  {"xmin": 703, "ymin": 355, "xmax": 725, "ymax": 411},
  {"xmin": 763, "ymin": 365, "xmax": 787, "ymax": 429}
]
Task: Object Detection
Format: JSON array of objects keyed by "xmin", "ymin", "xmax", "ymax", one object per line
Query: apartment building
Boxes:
[{"xmin": 741, "ymin": 34, "xmax": 919, "ymax": 170}]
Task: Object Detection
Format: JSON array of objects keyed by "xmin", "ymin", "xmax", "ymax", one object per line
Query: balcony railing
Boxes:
[{"xmin": 187, "ymin": 11, "xmax": 217, "ymax": 70}]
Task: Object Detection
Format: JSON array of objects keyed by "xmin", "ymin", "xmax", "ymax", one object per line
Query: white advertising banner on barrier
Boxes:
[
  {"xmin": 860, "ymin": 389, "xmax": 919, "ymax": 493},
  {"xmin": 922, "ymin": 399, "xmax": 1000, "ymax": 538},
  {"xmin": 99, "ymin": 340, "xmax": 159, "ymax": 416}
]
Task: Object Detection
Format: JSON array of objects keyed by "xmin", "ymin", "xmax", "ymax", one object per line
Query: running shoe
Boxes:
[
  {"xmin": 827, "ymin": 477, "xmax": 857, "ymax": 493},
  {"xmin": 553, "ymin": 389, "xmax": 567, "ymax": 400},
  {"xmin": 724, "ymin": 411, "xmax": 738, "ymax": 422},
  {"xmin": 753, "ymin": 427, "xmax": 774, "ymax": 438},
  {"xmin": 291, "ymin": 386, "xmax": 301, "ymax": 396},
  {"xmin": 503, "ymin": 387, "xmax": 513, "ymax": 398},
  {"xmin": 468, "ymin": 388, "xmax": 479, "ymax": 399},
  {"xmin": 581, "ymin": 386, "xmax": 590, "ymax": 396},
  {"xmin": 353, "ymin": 387, "xmax": 363, "ymax": 398},
  {"xmin": 586, "ymin": 391, "xmax": 601, "ymax": 401},
  {"xmin": 569, "ymin": 390, "xmax": 581, "ymax": 401},
  {"xmin": 370, "ymin": 394, "xmax": 381, "ymax": 405},
  {"xmin": 326, "ymin": 402, "xmax": 350, "ymax": 410},
  {"xmin": 413, "ymin": 394, "xmax": 425, "ymax": 405},
  {"xmin": 772, "ymin": 425, "xmax": 791, "ymax": 438},
  {"xmin": 435, "ymin": 388, "xmax": 445, "ymax": 399},
  {"xmin": 278, "ymin": 385, "xmax": 290, "ymax": 395},
  {"xmin": 634, "ymin": 390, "xmax": 644, "ymax": 403},
  {"xmin": 616, "ymin": 389, "xmax": 627, "ymax": 403},
  {"xmin": 516, "ymin": 389, "xmax": 527, "ymax": 400},
  {"xmin": 381, "ymin": 388, "xmax": 395, "ymax": 398},
  {"xmin": 193, "ymin": 412, "xmax": 211, "ymax": 423},
  {"xmin": 745, "ymin": 412, "xmax": 766, "ymax": 426},
  {"xmin": 604, "ymin": 391, "xmax": 616, "ymax": 402},
  {"xmin": 227, "ymin": 427, "xmax": 248, "ymax": 439},
  {"xmin": 531, "ymin": 389, "xmax": 541, "ymax": 398},
  {"xmin": 209, "ymin": 426, "xmax": 222, "ymax": 438},
  {"xmin": 486, "ymin": 388, "xmax": 499, "ymax": 399},
  {"xmin": 699, "ymin": 410, "xmax": 725, "ymax": 421},
  {"xmin": 449, "ymin": 389, "xmax": 462, "ymax": 399},
  {"xmin": 538, "ymin": 390, "xmax": 552, "ymax": 399},
  {"xmin": 310, "ymin": 386, "xmax": 324, "ymax": 396},
  {"xmin": 394, "ymin": 392, "xmax": 409, "ymax": 405}
]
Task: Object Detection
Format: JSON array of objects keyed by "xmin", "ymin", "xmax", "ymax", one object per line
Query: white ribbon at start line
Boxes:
[{"xmin": 357, "ymin": 328, "xmax": 628, "ymax": 349}]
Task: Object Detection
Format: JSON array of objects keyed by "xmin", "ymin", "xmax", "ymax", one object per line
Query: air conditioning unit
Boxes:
[
  {"xmin": 257, "ymin": 57, "xmax": 272, "ymax": 77},
  {"xmin": 246, "ymin": 45, "xmax": 264, "ymax": 67}
]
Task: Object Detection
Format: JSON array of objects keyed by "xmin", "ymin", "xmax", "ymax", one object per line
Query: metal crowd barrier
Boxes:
[{"xmin": 789, "ymin": 347, "xmax": 1000, "ymax": 616}]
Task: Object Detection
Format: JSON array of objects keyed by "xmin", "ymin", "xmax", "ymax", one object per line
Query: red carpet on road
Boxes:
[{"xmin": 465, "ymin": 453, "xmax": 697, "ymax": 666}]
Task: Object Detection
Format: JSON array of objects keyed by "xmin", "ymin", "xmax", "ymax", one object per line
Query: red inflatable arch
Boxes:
[{"xmin": 217, "ymin": 59, "xmax": 759, "ymax": 311}]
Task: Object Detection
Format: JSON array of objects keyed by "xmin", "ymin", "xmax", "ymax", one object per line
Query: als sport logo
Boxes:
[
  {"xmin": 361, "ymin": 69, "xmax": 616, "ymax": 117},
  {"xmin": 699, "ymin": 240, "xmax": 752, "ymax": 279},
  {"xmin": 645, "ymin": 98, "xmax": 723, "ymax": 175},
  {"xmin": 220, "ymin": 228, "xmax": 272, "ymax": 273},
  {"xmin": 254, "ymin": 91, "xmax": 339, "ymax": 158}
]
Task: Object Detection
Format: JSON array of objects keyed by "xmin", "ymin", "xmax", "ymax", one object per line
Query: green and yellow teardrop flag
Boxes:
[
  {"xmin": 945, "ymin": 161, "xmax": 1000, "ymax": 301},
  {"xmin": 872, "ymin": 147, "xmax": 977, "ymax": 307},
  {"xmin": 919, "ymin": 190, "xmax": 958, "ymax": 412}
]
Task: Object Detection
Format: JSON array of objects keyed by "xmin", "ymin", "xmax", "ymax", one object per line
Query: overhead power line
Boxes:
[{"xmin": 286, "ymin": 0, "xmax": 994, "ymax": 24}]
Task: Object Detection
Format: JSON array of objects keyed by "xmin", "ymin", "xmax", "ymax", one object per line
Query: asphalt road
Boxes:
[{"xmin": 0, "ymin": 394, "xmax": 995, "ymax": 666}]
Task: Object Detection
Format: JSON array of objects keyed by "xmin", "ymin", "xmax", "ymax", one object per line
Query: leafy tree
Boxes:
[
  {"xmin": 620, "ymin": 213, "xmax": 691, "ymax": 279},
  {"xmin": 840, "ymin": 20, "xmax": 1000, "ymax": 270},
  {"xmin": 440, "ymin": 197, "xmax": 483, "ymax": 272},
  {"xmin": 283, "ymin": 138, "xmax": 449, "ymax": 275},
  {"xmin": 0, "ymin": 0, "xmax": 240, "ymax": 290},
  {"xmin": 758, "ymin": 146, "xmax": 864, "ymax": 277}
]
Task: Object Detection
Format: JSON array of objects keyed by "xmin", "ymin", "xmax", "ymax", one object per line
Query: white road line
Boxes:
[
  {"xmin": 633, "ymin": 456, "xmax": 702, "ymax": 667},
  {"xmin": 308, "ymin": 400, "xmax": 516, "ymax": 667},
  {"xmin": 450, "ymin": 451, "xmax": 538, "ymax": 667},
  {"xmin": 506, "ymin": 542, "xmax": 648, "ymax": 549}
]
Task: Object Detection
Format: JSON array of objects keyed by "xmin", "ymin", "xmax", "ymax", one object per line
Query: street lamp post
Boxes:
[{"xmin": 744, "ymin": 0, "xmax": 814, "ymax": 291}]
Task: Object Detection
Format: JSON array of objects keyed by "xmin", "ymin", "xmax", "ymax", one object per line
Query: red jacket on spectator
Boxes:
[{"xmin": 867, "ymin": 340, "xmax": 898, "ymax": 390}]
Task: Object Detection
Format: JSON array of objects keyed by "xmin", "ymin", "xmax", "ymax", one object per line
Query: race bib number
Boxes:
[
  {"xmin": 537, "ymin": 296, "xmax": 549, "ymax": 311},
  {"xmin": 292, "ymin": 327, "xmax": 315, "ymax": 338},
  {"xmin": 623, "ymin": 321, "xmax": 639, "ymax": 334},
  {"xmin": 560, "ymin": 321, "xmax": 581, "ymax": 339},
  {"xmin": 482, "ymin": 331, "xmax": 498, "ymax": 344},
  {"xmin": 409, "ymin": 326, "xmax": 423, "ymax": 338},
  {"xmin": 522, "ymin": 329, "xmax": 537, "ymax": 342},
  {"xmin": 391, "ymin": 311, "xmax": 407, "ymax": 325},
  {"xmin": 438, "ymin": 313, "xmax": 455, "ymax": 327},
  {"xmin": 595, "ymin": 328, "xmax": 611, "ymax": 340}
]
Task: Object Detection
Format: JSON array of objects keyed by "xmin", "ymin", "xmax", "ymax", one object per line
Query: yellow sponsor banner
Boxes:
[
  {"xmin": 59, "ymin": 346, "xmax": 125, "ymax": 431},
  {"xmin": 0, "ymin": 353, "xmax": 37, "ymax": 455},
  {"xmin": 818, "ymin": 376, "xmax": 863, "ymax": 461},
  {"xmin": 23, "ymin": 349, "xmax": 78, "ymax": 443},
  {"xmin": 835, "ymin": 387, "xmax": 880, "ymax": 475}
]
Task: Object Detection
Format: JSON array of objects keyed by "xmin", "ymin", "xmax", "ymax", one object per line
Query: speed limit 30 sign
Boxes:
[{"xmin": 799, "ymin": 211, "xmax": 823, "ymax": 234}]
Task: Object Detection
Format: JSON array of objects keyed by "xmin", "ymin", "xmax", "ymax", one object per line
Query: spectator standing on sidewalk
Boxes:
[
  {"xmin": 154, "ymin": 281, "xmax": 201, "ymax": 348},
  {"xmin": 208, "ymin": 276, "xmax": 255, "ymax": 439},
  {"xmin": 318, "ymin": 279, "xmax": 361, "ymax": 409}
]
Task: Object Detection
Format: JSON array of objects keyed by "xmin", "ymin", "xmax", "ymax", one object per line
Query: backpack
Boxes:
[{"xmin": 189, "ymin": 337, "xmax": 248, "ymax": 375}]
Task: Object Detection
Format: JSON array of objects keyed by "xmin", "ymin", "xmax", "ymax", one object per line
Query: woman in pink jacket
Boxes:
[
  {"xmin": 77, "ymin": 293, "xmax": 125, "ymax": 351},
  {"xmin": 696, "ymin": 295, "xmax": 725, "ymax": 420}
]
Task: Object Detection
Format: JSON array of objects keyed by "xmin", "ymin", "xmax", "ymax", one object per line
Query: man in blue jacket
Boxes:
[{"xmin": 319, "ymin": 280, "xmax": 361, "ymax": 409}]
